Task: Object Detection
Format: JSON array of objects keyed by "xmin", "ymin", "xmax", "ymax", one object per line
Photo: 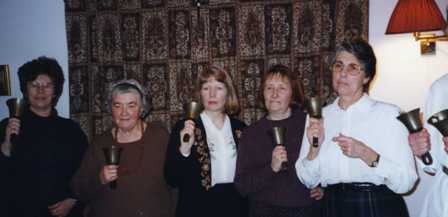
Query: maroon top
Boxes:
[{"xmin": 235, "ymin": 109, "xmax": 313, "ymax": 207}]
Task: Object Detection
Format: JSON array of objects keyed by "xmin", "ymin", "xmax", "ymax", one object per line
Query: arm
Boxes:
[
  {"xmin": 295, "ymin": 116, "xmax": 322, "ymax": 188},
  {"xmin": 372, "ymin": 109, "xmax": 418, "ymax": 193},
  {"xmin": 163, "ymin": 120, "xmax": 196, "ymax": 188}
]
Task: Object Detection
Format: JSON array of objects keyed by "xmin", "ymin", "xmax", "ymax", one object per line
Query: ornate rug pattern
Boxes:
[{"xmin": 65, "ymin": 0, "xmax": 369, "ymax": 139}]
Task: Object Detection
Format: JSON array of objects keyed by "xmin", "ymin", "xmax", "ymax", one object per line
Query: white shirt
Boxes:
[
  {"xmin": 200, "ymin": 112, "xmax": 237, "ymax": 186},
  {"xmin": 418, "ymin": 74, "xmax": 448, "ymax": 217},
  {"xmin": 295, "ymin": 94, "xmax": 417, "ymax": 194}
]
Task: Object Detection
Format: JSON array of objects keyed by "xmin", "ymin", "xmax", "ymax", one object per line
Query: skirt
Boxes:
[{"xmin": 322, "ymin": 183, "xmax": 409, "ymax": 217}]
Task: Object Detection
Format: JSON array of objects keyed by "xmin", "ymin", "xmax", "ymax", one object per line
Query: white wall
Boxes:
[
  {"xmin": 1, "ymin": 0, "xmax": 447, "ymax": 216},
  {"xmin": 369, "ymin": 1, "xmax": 448, "ymax": 217},
  {"xmin": 0, "ymin": 0, "xmax": 69, "ymax": 119}
]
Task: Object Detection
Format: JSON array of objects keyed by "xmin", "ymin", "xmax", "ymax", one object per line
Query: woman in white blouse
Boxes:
[
  {"xmin": 295, "ymin": 39, "xmax": 417, "ymax": 217},
  {"xmin": 164, "ymin": 65, "xmax": 247, "ymax": 217}
]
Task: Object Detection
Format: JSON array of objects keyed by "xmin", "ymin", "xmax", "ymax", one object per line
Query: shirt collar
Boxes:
[{"xmin": 332, "ymin": 94, "xmax": 375, "ymax": 113}]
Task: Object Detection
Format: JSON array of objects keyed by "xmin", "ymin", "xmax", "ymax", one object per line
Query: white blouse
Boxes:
[
  {"xmin": 295, "ymin": 95, "xmax": 418, "ymax": 194},
  {"xmin": 201, "ymin": 112, "xmax": 237, "ymax": 186}
]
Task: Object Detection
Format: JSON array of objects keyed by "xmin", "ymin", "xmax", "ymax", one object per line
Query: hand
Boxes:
[
  {"xmin": 333, "ymin": 133, "xmax": 378, "ymax": 166},
  {"xmin": 100, "ymin": 165, "xmax": 118, "ymax": 185},
  {"xmin": 333, "ymin": 133, "xmax": 367, "ymax": 158},
  {"xmin": 1, "ymin": 117, "xmax": 21, "ymax": 156},
  {"xmin": 310, "ymin": 187, "xmax": 324, "ymax": 200},
  {"xmin": 179, "ymin": 120, "xmax": 195, "ymax": 156},
  {"xmin": 306, "ymin": 118, "xmax": 324, "ymax": 160},
  {"xmin": 408, "ymin": 129, "xmax": 431, "ymax": 158},
  {"xmin": 443, "ymin": 137, "xmax": 448, "ymax": 152},
  {"xmin": 48, "ymin": 198, "xmax": 76, "ymax": 217},
  {"xmin": 271, "ymin": 145, "xmax": 288, "ymax": 173}
]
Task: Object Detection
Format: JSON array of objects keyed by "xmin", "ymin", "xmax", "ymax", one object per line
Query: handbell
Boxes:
[
  {"xmin": 427, "ymin": 109, "xmax": 448, "ymax": 137},
  {"xmin": 306, "ymin": 96, "xmax": 322, "ymax": 147},
  {"xmin": 182, "ymin": 101, "xmax": 202, "ymax": 142},
  {"xmin": 102, "ymin": 145, "xmax": 123, "ymax": 190},
  {"xmin": 397, "ymin": 108, "xmax": 433, "ymax": 165},
  {"xmin": 6, "ymin": 98, "xmax": 24, "ymax": 118},
  {"xmin": 272, "ymin": 127, "xmax": 286, "ymax": 146},
  {"xmin": 306, "ymin": 96, "xmax": 322, "ymax": 119},
  {"xmin": 272, "ymin": 126, "xmax": 287, "ymax": 171}
]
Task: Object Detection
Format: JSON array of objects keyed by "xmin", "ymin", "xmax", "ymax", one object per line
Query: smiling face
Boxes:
[
  {"xmin": 111, "ymin": 90, "xmax": 142, "ymax": 132},
  {"xmin": 332, "ymin": 51, "xmax": 369, "ymax": 99},
  {"xmin": 26, "ymin": 74, "xmax": 55, "ymax": 114},
  {"xmin": 263, "ymin": 73, "xmax": 293, "ymax": 116},
  {"xmin": 200, "ymin": 76, "xmax": 228, "ymax": 113}
]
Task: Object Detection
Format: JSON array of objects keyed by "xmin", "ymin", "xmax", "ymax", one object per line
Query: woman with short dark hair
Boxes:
[
  {"xmin": 0, "ymin": 56, "xmax": 88, "ymax": 217},
  {"xmin": 296, "ymin": 39, "xmax": 418, "ymax": 217},
  {"xmin": 235, "ymin": 64, "xmax": 322, "ymax": 217}
]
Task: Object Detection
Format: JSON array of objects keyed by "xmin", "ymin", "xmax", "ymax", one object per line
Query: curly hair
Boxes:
[{"xmin": 18, "ymin": 56, "xmax": 65, "ymax": 107}]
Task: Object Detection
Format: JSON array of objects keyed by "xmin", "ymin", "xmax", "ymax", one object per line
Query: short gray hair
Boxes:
[{"xmin": 107, "ymin": 79, "xmax": 150, "ymax": 118}]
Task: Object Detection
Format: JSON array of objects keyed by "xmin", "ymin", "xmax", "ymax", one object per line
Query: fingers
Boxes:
[
  {"xmin": 180, "ymin": 120, "xmax": 195, "ymax": 144},
  {"xmin": 307, "ymin": 118, "xmax": 324, "ymax": 147},
  {"xmin": 6, "ymin": 118, "xmax": 21, "ymax": 140},
  {"xmin": 271, "ymin": 146, "xmax": 288, "ymax": 172},
  {"xmin": 408, "ymin": 130, "xmax": 431, "ymax": 156},
  {"xmin": 310, "ymin": 187, "xmax": 324, "ymax": 200},
  {"xmin": 443, "ymin": 137, "xmax": 448, "ymax": 152},
  {"xmin": 100, "ymin": 165, "xmax": 119, "ymax": 184}
]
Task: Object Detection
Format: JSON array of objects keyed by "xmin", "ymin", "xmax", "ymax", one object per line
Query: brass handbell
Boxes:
[
  {"xmin": 428, "ymin": 109, "xmax": 448, "ymax": 137},
  {"xmin": 272, "ymin": 126, "xmax": 287, "ymax": 171},
  {"xmin": 102, "ymin": 145, "xmax": 123, "ymax": 190},
  {"xmin": 397, "ymin": 108, "xmax": 433, "ymax": 165},
  {"xmin": 6, "ymin": 98, "xmax": 24, "ymax": 118},
  {"xmin": 182, "ymin": 101, "xmax": 202, "ymax": 142},
  {"xmin": 306, "ymin": 96, "xmax": 322, "ymax": 147}
]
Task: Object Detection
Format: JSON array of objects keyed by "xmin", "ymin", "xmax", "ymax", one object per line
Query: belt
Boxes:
[{"xmin": 326, "ymin": 182, "xmax": 387, "ymax": 192}]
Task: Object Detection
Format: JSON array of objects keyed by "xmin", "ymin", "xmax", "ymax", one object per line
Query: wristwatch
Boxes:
[{"xmin": 370, "ymin": 154, "xmax": 380, "ymax": 168}]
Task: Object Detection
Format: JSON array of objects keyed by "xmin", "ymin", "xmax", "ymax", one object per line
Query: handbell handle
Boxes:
[{"xmin": 421, "ymin": 152, "xmax": 433, "ymax": 165}]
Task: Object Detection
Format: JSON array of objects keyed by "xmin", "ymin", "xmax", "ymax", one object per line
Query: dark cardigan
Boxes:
[{"xmin": 164, "ymin": 115, "xmax": 248, "ymax": 217}]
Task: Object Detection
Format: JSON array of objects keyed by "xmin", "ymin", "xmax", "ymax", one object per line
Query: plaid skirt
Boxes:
[
  {"xmin": 249, "ymin": 200, "xmax": 320, "ymax": 217},
  {"xmin": 322, "ymin": 183, "xmax": 409, "ymax": 217}
]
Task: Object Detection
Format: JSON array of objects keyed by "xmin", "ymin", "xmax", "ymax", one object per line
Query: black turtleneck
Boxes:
[{"xmin": 0, "ymin": 107, "xmax": 88, "ymax": 217}]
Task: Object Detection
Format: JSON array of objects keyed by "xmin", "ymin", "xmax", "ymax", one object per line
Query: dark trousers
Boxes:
[
  {"xmin": 249, "ymin": 200, "xmax": 320, "ymax": 217},
  {"xmin": 322, "ymin": 183, "xmax": 409, "ymax": 217}
]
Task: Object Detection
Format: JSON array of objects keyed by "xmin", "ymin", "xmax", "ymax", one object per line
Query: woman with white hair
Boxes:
[{"xmin": 71, "ymin": 79, "xmax": 174, "ymax": 217}]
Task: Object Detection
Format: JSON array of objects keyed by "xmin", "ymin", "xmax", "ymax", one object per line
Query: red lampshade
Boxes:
[{"xmin": 385, "ymin": 0, "xmax": 447, "ymax": 34}]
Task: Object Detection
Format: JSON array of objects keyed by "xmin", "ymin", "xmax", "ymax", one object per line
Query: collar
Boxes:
[{"xmin": 331, "ymin": 94, "xmax": 375, "ymax": 113}]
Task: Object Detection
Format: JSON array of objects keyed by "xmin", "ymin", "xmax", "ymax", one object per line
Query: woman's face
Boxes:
[
  {"xmin": 332, "ymin": 51, "xmax": 369, "ymax": 98},
  {"xmin": 200, "ymin": 77, "xmax": 228, "ymax": 113},
  {"xmin": 263, "ymin": 74, "xmax": 292, "ymax": 115},
  {"xmin": 111, "ymin": 91, "xmax": 142, "ymax": 132},
  {"xmin": 27, "ymin": 74, "xmax": 55, "ymax": 113}
]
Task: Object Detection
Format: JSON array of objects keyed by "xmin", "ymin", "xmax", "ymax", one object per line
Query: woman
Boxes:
[
  {"xmin": 295, "ymin": 39, "xmax": 418, "ymax": 217},
  {"xmin": 164, "ymin": 65, "xmax": 247, "ymax": 217},
  {"xmin": 71, "ymin": 79, "xmax": 174, "ymax": 217},
  {"xmin": 0, "ymin": 56, "xmax": 88, "ymax": 217},
  {"xmin": 408, "ymin": 73, "xmax": 448, "ymax": 217},
  {"xmin": 235, "ymin": 64, "xmax": 322, "ymax": 217}
]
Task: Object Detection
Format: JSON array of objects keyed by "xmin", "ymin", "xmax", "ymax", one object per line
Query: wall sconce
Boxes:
[{"xmin": 385, "ymin": 0, "xmax": 447, "ymax": 55}]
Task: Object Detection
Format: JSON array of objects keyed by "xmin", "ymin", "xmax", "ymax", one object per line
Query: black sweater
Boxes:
[{"xmin": 0, "ymin": 108, "xmax": 88, "ymax": 217}]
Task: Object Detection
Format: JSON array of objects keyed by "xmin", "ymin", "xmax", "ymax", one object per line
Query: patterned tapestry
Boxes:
[{"xmin": 65, "ymin": 0, "xmax": 369, "ymax": 140}]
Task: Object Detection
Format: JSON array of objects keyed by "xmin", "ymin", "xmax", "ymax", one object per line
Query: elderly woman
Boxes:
[
  {"xmin": 164, "ymin": 65, "xmax": 248, "ymax": 217},
  {"xmin": 235, "ymin": 64, "xmax": 322, "ymax": 217},
  {"xmin": 0, "ymin": 56, "xmax": 88, "ymax": 217},
  {"xmin": 71, "ymin": 79, "xmax": 174, "ymax": 217},
  {"xmin": 295, "ymin": 39, "xmax": 418, "ymax": 217}
]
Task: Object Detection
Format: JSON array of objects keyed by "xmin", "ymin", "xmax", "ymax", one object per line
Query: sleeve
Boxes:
[
  {"xmin": 420, "ymin": 79, "xmax": 448, "ymax": 173},
  {"xmin": 295, "ymin": 115, "xmax": 321, "ymax": 188},
  {"xmin": 70, "ymin": 139, "xmax": 108, "ymax": 203},
  {"xmin": 234, "ymin": 126, "xmax": 277, "ymax": 196},
  {"xmin": 66, "ymin": 122, "xmax": 89, "ymax": 199},
  {"xmin": 371, "ymin": 107, "xmax": 418, "ymax": 194},
  {"xmin": 0, "ymin": 118, "xmax": 11, "ymax": 161},
  {"xmin": 163, "ymin": 120, "xmax": 196, "ymax": 188}
]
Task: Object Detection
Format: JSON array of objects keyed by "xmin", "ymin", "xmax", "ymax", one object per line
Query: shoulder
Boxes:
[
  {"xmin": 146, "ymin": 121, "xmax": 169, "ymax": 136},
  {"xmin": 369, "ymin": 98, "xmax": 401, "ymax": 118},
  {"xmin": 229, "ymin": 116, "xmax": 247, "ymax": 128},
  {"xmin": 430, "ymin": 74, "xmax": 448, "ymax": 92}
]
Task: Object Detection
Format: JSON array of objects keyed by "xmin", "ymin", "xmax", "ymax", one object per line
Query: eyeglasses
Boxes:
[
  {"xmin": 331, "ymin": 61, "xmax": 363, "ymax": 76},
  {"xmin": 28, "ymin": 82, "xmax": 54, "ymax": 91}
]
